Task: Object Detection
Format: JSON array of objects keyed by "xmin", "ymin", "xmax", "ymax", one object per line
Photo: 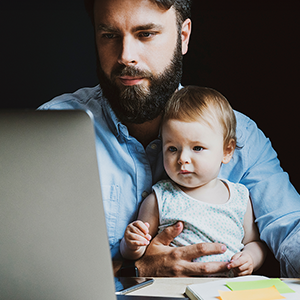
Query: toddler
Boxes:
[{"xmin": 120, "ymin": 86, "xmax": 266, "ymax": 276}]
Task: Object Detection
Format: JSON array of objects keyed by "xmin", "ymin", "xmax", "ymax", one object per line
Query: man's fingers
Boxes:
[
  {"xmin": 153, "ymin": 221, "xmax": 184, "ymax": 246},
  {"xmin": 176, "ymin": 260, "xmax": 229, "ymax": 277},
  {"xmin": 180, "ymin": 242, "xmax": 227, "ymax": 261},
  {"xmin": 139, "ymin": 224, "xmax": 230, "ymax": 277}
]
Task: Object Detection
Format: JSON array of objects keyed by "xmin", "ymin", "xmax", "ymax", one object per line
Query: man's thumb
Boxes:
[{"xmin": 154, "ymin": 221, "xmax": 184, "ymax": 246}]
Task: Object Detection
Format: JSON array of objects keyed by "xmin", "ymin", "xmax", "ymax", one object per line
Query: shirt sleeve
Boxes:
[{"xmin": 235, "ymin": 112, "xmax": 300, "ymax": 262}]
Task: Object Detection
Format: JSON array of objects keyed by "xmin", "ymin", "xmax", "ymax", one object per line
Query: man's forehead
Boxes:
[
  {"xmin": 94, "ymin": 0, "xmax": 174, "ymax": 16},
  {"xmin": 93, "ymin": 0, "xmax": 171, "ymax": 8},
  {"xmin": 94, "ymin": 0, "xmax": 176, "ymax": 28}
]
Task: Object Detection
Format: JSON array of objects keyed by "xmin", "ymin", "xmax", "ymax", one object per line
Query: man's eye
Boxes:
[
  {"xmin": 139, "ymin": 32, "xmax": 155, "ymax": 38},
  {"xmin": 193, "ymin": 146, "xmax": 203, "ymax": 152},
  {"xmin": 168, "ymin": 146, "xmax": 177, "ymax": 152},
  {"xmin": 102, "ymin": 33, "xmax": 117, "ymax": 39}
]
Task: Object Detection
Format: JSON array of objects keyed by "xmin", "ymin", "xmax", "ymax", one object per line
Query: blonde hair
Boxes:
[{"xmin": 163, "ymin": 86, "xmax": 237, "ymax": 149}]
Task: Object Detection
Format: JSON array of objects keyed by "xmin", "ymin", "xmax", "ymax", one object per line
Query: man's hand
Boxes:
[{"xmin": 135, "ymin": 221, "xmax": 229, "ymax": 277}]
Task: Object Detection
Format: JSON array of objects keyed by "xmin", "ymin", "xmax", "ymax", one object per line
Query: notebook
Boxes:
[
  {"xmin": 184, "ymin": 275, "xmax": 300, "ymax": 300},
  {"xmin": 0, "ymin": 110, "xmax": 117, "ymax": 300}
]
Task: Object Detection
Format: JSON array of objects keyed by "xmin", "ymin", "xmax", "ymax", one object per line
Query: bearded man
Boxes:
[{"xmin": 39, "ymin": 0, "xmax": 300, "ymax": 278}]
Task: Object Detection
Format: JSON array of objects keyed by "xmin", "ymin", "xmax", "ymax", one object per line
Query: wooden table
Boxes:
[{"xmin": 128, "ymin": 277, "xmax": 300, "ymax": 298}]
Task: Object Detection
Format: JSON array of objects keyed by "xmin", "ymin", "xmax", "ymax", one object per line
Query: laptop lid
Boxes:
[{"xmin": 0, "ymin": 110, "xmax": 116, "ymax": 300}]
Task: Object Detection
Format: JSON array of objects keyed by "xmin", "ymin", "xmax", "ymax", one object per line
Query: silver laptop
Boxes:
[{"xmin": 0, "ymin": 110, "xmax": 116, "ymax": 300}]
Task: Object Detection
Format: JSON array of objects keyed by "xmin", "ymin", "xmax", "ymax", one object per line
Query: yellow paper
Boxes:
[{"xmin": 219, "ymin": 286, "xmax": 285, "ymax": 300}]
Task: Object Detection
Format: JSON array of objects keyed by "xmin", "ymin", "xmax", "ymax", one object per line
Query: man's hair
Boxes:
[
  {"xmin": 84, "ymin": 0, "xmax": 192, "ymax": 27},
  {"xmin": 163, "ymin": 86, "xmax": 237, "ymax": 149}
]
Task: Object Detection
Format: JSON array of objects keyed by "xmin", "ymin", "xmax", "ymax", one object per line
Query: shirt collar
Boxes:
[{"xmin": 101, "ymin": 97, "xmax": 130, "ymax": 139}]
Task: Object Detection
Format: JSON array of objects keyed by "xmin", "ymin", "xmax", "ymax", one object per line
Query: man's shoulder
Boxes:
[
  {"xmin": 234, "ymin": 109, "xmax": 254, "ymax": 128},
  {"xmin": 38, "ymin": 85, "xmax": 103, "ymax": 110},
  {"xmin": 233, "ymin": 109, "xmax": 266, "ymax": 147}
]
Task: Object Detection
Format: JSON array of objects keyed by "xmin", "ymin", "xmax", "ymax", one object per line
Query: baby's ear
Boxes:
[{"xmin": 222, "ymin": 139, "xmax": 235, "ymax": 164}]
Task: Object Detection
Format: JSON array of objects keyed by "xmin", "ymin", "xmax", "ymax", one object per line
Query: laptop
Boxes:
[
  {"xmin": 0, "ymin": 110, "xmax": 189, "ymax": 300},
  {"xmin": 0, "ymin": 110, "xmax": 118, "ymax": 300}
]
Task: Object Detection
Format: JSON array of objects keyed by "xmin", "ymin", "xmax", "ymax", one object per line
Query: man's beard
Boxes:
[{"xmin": 97, "ymin": 39, "xmax": 183, "ymax": 124}]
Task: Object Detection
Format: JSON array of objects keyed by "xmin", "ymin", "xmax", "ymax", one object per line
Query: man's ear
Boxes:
[
  {"xmin": 222, "ymin": 139, "xmax": 235, "ymax": 164},
  {"xmin": 181, "ymin": 18, "xmax": 192, "ymax": 55}
]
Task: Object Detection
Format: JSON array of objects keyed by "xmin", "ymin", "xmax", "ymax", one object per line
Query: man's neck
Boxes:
[{"xmin": 124, "ymin": 115, "xmax": 162, "ymax": 148}]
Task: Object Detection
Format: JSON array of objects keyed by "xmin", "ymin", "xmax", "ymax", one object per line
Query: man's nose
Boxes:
[{"xmin": 117, "ymin": 36, "xmax": 138, "ymax": 66}]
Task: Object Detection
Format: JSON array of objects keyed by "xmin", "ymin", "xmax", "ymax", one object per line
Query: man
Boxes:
[{"xmin": 39, "ymin": 0, "xmax": 300, "ymax": 277}]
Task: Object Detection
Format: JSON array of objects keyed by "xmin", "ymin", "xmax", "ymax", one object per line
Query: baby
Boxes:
[{"xmin": 120, "ymin": 86, "xmax": 266, "ymax": 276}]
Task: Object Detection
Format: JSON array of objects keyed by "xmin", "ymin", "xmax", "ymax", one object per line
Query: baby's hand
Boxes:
[
  {"xmin": 227, "ymin": 251, "xmax": 254, "ymax": 276},
  {"xmin": 124, "ymin": 221, "xmax": 152, "ymax": 251}
]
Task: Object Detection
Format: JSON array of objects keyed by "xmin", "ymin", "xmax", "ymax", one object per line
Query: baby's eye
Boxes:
[
  {"xmin": 168, "ymin": 146, "xmax": 177, "ymax": 152},
  {"xmin": 193, "ymin": 146, "xmax": 203, "ymax": 152}
]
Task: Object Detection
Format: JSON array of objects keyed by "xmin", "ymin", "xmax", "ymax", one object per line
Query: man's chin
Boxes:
[{"xmin": 120, "ymin": 84, "xmax": 151, "ymax": 100}]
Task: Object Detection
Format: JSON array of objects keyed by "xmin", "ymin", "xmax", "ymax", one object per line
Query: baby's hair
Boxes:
[{"xmin": 163, "ymin": 86, "xmax": 237, "ymax": 149}]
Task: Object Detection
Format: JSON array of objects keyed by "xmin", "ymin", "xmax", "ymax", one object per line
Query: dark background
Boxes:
[{"xmin": 1, "ymin": 2, "xmax": 299, "ymax": 192}]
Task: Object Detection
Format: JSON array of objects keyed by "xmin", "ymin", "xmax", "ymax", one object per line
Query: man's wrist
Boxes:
[{"xmin": 118, "ymin": 259, "xmax": 139, "ymax": 277}]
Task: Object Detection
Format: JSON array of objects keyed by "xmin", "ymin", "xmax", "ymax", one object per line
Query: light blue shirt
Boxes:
[{"xmin": 39, "ymin": 85, "xmax": 300, "ymax": 277}]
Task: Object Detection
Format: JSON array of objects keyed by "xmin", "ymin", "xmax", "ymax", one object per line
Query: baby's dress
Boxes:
[{"xmin": 153, "ymin": 179, "xmax": 249, "ymax": 277}]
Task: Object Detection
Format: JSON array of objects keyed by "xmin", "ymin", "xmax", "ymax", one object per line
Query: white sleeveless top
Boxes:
[{"xmin": 153, "ymin": 179, "xmax": 249, "ymax": 266}]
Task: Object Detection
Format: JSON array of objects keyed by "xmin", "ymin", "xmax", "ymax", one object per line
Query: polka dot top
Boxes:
[{"xmin": 153, "ymin": 179, "xmax": 249, "ymax": 265}]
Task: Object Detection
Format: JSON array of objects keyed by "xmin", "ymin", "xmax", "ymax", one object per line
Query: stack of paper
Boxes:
[{"xmin": 185, "ymin": 275, "xmax": 300, "ymax": 300}]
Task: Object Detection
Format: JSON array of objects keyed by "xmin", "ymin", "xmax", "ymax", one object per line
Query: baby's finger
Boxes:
[
  {"xmin": 231, "ymin": 259, "xmax": 253, "ymax": 276},
  {"xmin": 133, "ymin": 220, "xmax": 152, "ymax": 240},
  {"xmin": 233, "ymin": 265, "xmax": 252, "ymax": 276},
  {"xmin": 236, "ymin": 261, "xmax": 249, "ymax": 272},
  {"xmin": 239, "ymin": 270, "xmax": 252, "ymax": 276},
  {"xmin": 132, "ymin": 238, "xmax": 150, "ymax": 246},
  {"xmin": 133, "ymin": 220, "xmax": 150, "ymax": 234},
  {"xmin": 230, "ymin": 252, "xmax": 242, "ymax": 262},
  {"xmin": 228, "ymin": 254, "xmax": 246, "ymax": 269},
  {"xmin": 128, "ymin": 233, "xmax": 151, "ymax": 247}
]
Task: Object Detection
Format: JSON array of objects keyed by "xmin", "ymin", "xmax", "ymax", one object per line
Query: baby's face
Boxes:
[{"xmin": 162, "ymin": 118, "xmax": 227, "ymax": 191}]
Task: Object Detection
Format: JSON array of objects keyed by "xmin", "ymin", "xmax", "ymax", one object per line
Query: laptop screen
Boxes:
[{"xmin": 0, "ymin": 110, "xmax": 117, "ymax": 300}]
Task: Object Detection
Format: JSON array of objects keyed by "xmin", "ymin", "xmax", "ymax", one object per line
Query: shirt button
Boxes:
[
  {"xmin": 150, "ymin": 143, "xmax": 157, "ymax": 150},
  {"xmin": 142, "ymin": 191, "xmax": 149, "ymax": 199}
]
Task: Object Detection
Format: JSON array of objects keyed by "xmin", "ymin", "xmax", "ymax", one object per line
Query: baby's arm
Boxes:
[
  {"xmin": 120, "ymin": 192, "xmax": 159, "ymax": 260},
  {"xmin": 227, "ymin": 198, "xmax": 267, "ymax": 276}
]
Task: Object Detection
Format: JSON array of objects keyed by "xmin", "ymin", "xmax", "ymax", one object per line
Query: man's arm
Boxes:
[
  {"xmin": 135, "ymin": 221, "xmax": 228, "ymax": 277},
  {"xmin": 221, "ymin": 111, "xmax": 300, "ymax": 277}
]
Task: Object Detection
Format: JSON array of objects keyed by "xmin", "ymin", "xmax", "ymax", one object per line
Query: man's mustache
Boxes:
[{"xmin": 111, "ymin": 66, "xmax": 154, "ymax": 80}]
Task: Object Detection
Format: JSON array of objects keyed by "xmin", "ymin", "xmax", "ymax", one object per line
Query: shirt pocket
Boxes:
[{"xmin": 101, "ymin": 185, "xmax": 120, "ymax": 246}]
